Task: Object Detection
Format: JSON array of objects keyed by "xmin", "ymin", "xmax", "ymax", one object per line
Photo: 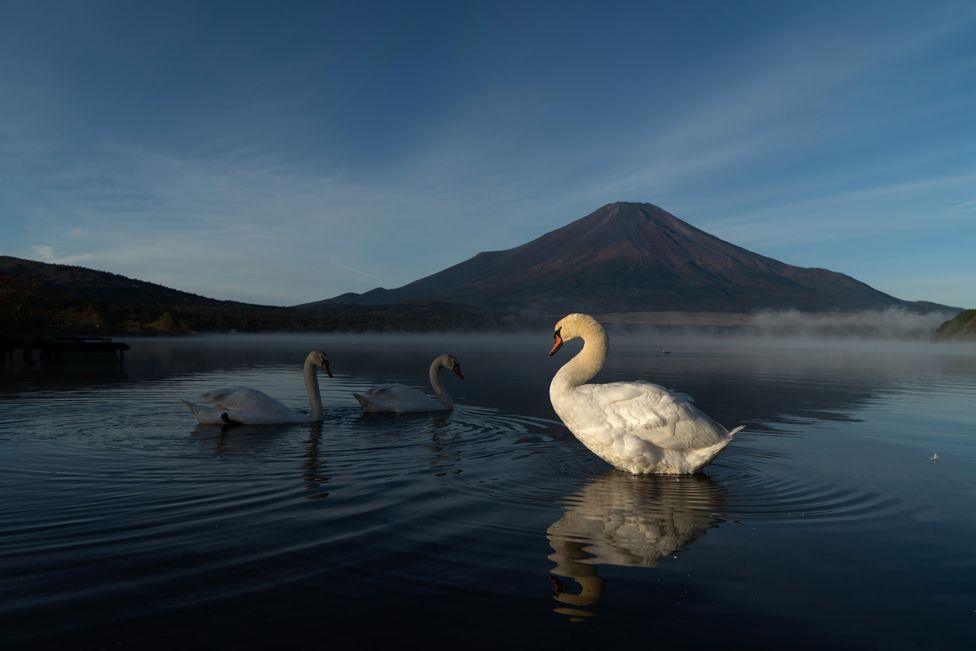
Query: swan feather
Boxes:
[
  {"xmin": 183, "ymin": 351, "xmax": 330, "ymax": 425},
  {"xmin": 354, "ymin": 384, "xmax": 445, "ymax": 413},
  {"xmin": 549, "ymin": 313, "xmax": 742, "ymax": 474},
  {"xmin": 353, "ymin": 354, "xmax": 461, "ymax": 413}
]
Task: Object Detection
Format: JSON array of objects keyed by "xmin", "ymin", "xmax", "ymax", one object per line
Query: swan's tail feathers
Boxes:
[
  {"xmin": 183, "ymin": 399, "xmax": 223, "ymax": 424},
  {"xmin": 687, "ymin": 436, "xmax": 734, "ymax": 471},
  {"xmin": 183, "ymin": 400, "xmax": 208, "ymax": 424},
  {"xmin": 727, "ymin": 425, "xmax": 745, "ymax": 438},
  {"xmin": 352, "ymin": 393, "xmax": 369, "ymax": 409}
]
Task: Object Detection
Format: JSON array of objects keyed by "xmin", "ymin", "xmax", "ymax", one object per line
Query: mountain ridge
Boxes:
[
  {"xmin": 1, "ymin": 201, "xmax": 959, "ymax": 336},
  {"xmin": 306, "ymin": 202, "xmax": 951, "ymax": 314},
  {"xmin": 936, "ymin": 309, "xmax": 976, "ymax": 340},
  {"xmin": 0, "ymin": 255, "xmax": 498, "ymax": 334}
]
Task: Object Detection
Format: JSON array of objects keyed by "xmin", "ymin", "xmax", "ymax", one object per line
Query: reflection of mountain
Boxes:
[{"xmin": 547, "ymin": 471, "xmax": 725, "ymax": 618}]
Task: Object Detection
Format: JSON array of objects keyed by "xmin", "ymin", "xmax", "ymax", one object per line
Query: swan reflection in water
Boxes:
[
  {"xmin": 427, "ymin": 414, "xmax": 463, "ymax": 478},
  {"xmin": 547, "ymin": 471, "xmax": 726, "ymax": 620},
  {"xmin": 302, "ymin": 421, "xmax": 329, "ymax": 499},
  {"xmin": 189, "ymin": 421, "xmax": 330, "ymax": 499}
]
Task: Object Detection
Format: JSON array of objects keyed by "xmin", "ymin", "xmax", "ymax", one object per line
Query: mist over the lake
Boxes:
[
  {"xmin": 4, "ymin": 331, "xmax": 975, "ymax": 648},
  {"xmin": 745, "ymin": 308, "xmax": 955, "ymax": 339},
  {"xmin": 2, "ymin": 2, "xmax": 975, "ymax": 649}
]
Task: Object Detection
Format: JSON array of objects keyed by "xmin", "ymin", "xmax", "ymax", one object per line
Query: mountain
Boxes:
[
  {"xmin": 0, "ymin": 255, "xmax": 226, "ymax": 308},
  {"xmin": 935, "ymin": 310, "xmax": 976, "ymax": 340},
  {"xmin": 308, "ymin": 202, "xmax": 953, "ymax": 314},
  {"xmin": 1, "ymin": 202, "xmax": 959, "ymax": 336},
  {"xmin": 0, "ymin": 256, "xmax": 497, "ymax": 335}
]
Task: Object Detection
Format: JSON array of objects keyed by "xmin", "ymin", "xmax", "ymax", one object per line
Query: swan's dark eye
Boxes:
[{"xmin": 554, "ymin": 327, "xmax": 562, "ymax": 338}]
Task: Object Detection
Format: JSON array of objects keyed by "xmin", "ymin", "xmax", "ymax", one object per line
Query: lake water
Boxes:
[{"xmin": 1, "ymin": 333, "xmax": 975, "ymax": 649}]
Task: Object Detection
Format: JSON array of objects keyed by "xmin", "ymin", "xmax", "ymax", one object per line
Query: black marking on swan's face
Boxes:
[
  {"xmin": 549, "ymin": 326, "xmax": 565, "ymax": 357},
  {"xmin": 313, "ymin": 351, "xmax": 332, "ymax": 377},
  {"xmin": 443, "ymin": 355, "xmax": 463, "ymax": 379}
]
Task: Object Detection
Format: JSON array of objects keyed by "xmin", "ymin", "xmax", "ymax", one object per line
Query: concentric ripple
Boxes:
[{"xmin": 3, "ymin": 336, "xmax": 975, "ymax": 648}]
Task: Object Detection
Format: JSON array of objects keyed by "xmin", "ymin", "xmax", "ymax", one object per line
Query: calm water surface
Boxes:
[{"xmin": 1, "ymin": 333, "xmax": 975, "ymax": 649}]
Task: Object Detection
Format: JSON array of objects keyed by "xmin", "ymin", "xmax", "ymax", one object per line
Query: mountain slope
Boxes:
[
  {"xmin": 0, "ymin": 255, "xmax": 227, "ymax": 308},
  {"xmin": 311, "ymin": 202, "xmax": 945, "ymax": 313},
  {"xmin": 0, "ymin": 256, "xmax": 497, "ymax": 335},
  {"xmin": 935, "ymin": 309, "xmax": 976, "ymax": 340}
]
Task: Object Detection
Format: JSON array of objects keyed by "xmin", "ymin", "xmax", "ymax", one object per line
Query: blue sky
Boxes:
[{"xmin": 1, "ymin": 0, "xmax": 974, "ymax": 307}]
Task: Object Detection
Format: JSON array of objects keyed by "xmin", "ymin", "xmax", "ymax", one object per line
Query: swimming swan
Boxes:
[
  {"xmin": 183, "ymin": 350, "xmax": 332, "ymax": 425},
  {"xmin": 353, "ymin": 354, "xmax": 463, "ymax": 413},
  {"xmin": 549, "ymin": 314, "xmax": 742, "ymax": 474}
]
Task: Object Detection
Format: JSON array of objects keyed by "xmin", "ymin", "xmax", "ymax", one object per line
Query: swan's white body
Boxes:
[
  {"xmin": 549, "ymin": 314, "xmax": 742, "ymax": 474},
  {"xmin": 354, "ymin": 354, "xmax": 462, "ymax": 413},
  {"xmin": 183, "ymin": 351, "xmax": 331, "ymax": 425}
]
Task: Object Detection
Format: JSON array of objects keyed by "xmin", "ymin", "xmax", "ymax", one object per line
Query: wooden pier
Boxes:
[{"xmin": 1, "ymin": 336, "xmax": 130, "ymax": 366}]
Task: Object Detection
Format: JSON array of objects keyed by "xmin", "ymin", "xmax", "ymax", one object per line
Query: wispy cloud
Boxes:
[
  {"xmin": 704, "ymin": 169, "xmax": 976, "ymax": 248},
  {"xmin": 1, "ymin": 2, "xmax": 974, "ymax": 307},
  {"xmin": 29, "ymin": 244, "xmax": 56, "ymax": 262},
  {"xmin": 951, "ymin": 198, "xmax": 976, "ymax": 212}
]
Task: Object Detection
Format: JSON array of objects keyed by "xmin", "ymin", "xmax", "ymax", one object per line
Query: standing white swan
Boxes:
[
  {"xmin": 183, "ymin": 350, "xmax": 332, "ymax": 425},
  {"xmin": 549, "ymin": 314, "xmax": 742, "ymax": 474},
  {"xmin": 353, "ymin": 354, "xmax": 463, "ymax": 413}
]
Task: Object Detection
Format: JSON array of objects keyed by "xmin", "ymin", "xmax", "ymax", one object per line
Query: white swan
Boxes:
[
  {"xmin": 183, "ymin": 350, "xmax": 332, "ymax": 425},
  {"xmin": 549, "ymin": 314, "xmax": 742, "ymax": 474},
  {"xmin": 353, "ymin": 354, "xmax": 463, "ymax": 413}
]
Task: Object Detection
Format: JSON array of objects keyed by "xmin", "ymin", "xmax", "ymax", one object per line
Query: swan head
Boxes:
[
  {"xmin": 549, "ymin": 313, "xmax": 603, "ymax": 356},
  {"xmin": 438, "ymin": 354, "xmax": 464, "ymax": 379},
  {"xmin": 308, "ymin": 350, "xmax": 333, "ymax": 377}
]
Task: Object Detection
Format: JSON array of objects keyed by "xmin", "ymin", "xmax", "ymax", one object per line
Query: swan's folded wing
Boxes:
[
  {"xmin": 362, "ymin": 384, "xmax": 402, "ymax": 396},
  {"xmin": 366, "ymin": 384, "xmax": 432, "ymax": 401},
  {"xmin": 198, "ymin": 387, "xmax": 238, "ymax": 403},
  {"xmin": 198, "ymin": 386, "xmax": 276, "ymax": 411},
  {"xmin": 576, "ymin": 382, "xmax": 728, "ymax": 451},
  {"xmin": 356, "ymin": 383, "xmax": 441, "ymax": 412}
]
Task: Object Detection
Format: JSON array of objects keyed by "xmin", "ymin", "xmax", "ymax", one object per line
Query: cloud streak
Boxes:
[{"xmin": 1, "ymin": 2, "xmax": 975, "ymax": 307}]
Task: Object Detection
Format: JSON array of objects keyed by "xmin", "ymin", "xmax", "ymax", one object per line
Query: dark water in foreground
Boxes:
[{"xmin": 1, "ymin": 333, "xmax": 975, "ymax": 649}]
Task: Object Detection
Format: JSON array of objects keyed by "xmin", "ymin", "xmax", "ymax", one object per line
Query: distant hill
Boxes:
[
  {"xmin": 309, "ymin": 202, "xmax": 955, "ymax": 314},
  {"xmin": 0, "ymin": 256, "xmax": 498, "ymax": 336},
  {"xmin": 1, "ymin": 202, "xmax": 959, "ymax": 336},
  {"xmin": 0, "ymin": 255, "xmax": 225, "ymax": 309},
  {"xmin": 935, "ymin": 310, "xmax": 976, "ymax": 340}
]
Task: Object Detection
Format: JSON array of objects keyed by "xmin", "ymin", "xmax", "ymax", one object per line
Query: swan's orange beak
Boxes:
[
  {"xmin": 323, "ymin": 360, "xmax": 333, "ymax": 377},
  {"xmin": 452, "ymin": 363, "xmax": 464, "ymax": 379},
  {"xmin": 549, "ymin": 333, "xmax": 564, "ymax": 357}
]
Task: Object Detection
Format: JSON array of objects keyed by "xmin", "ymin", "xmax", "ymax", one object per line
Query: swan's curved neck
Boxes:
[
  {"xmin": 428, "ymin": 359, "xmax": 453, "ymax": 408},
  {"xmin": 553, "ymin": 324, "xmax": 608, "ymax": 390},
  {"xmin": 303, "ymin": 360, "xmax": 323, "ymax": 421}
]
